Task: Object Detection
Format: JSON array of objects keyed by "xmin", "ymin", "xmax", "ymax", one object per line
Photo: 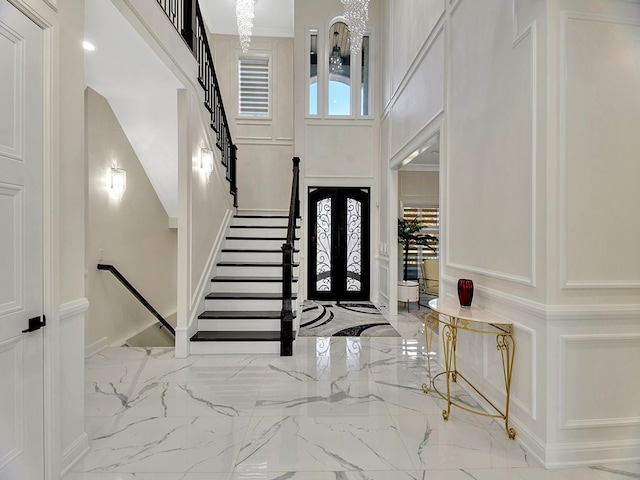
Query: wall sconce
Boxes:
[
  {"xmin": 110, "ymin": 167, "xmax": 126, "ymax": 196},
  {"xmin": 201, "ymin": 148, "xmax": 214, "ymax": 177}
]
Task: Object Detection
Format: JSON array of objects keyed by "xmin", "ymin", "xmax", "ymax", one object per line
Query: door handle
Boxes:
[{"xmin": 22, "ymin": 315, "xmax": 46, "ymax": 333}]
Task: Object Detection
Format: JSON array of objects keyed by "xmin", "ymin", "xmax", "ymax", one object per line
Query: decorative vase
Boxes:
[{"xmin": 457, "ymin": 279, "xmax": 474, "ymax": 308}]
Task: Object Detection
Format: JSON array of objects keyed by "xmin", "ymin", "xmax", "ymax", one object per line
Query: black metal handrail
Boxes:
[
  {"xmin": 97, "ymin": 264, "xmax": 176, "ymax": 336},
  {"xmin": 280, "ymin": 157, "xmax": 300, "ymax": 356},
  {"xmin": 155, "ymin": 0, "xmax": 238, "ymax": 208}
]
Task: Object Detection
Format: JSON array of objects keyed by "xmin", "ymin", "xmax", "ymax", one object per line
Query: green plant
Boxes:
[{"xmin": 398, "ymin": 218, "xmax": 438, "ymax": 281}]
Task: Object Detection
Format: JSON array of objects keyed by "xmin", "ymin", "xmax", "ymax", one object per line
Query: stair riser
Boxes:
[
  {"xmin": 215, "ymin": 266, "xmax": 299, "ymax": 277},
  {"xmin": 190, "ymin": 341, "xmax": 281, "ymax": 355},
  {"xmin": 225, "ymin": 238, "xmax": 294, "ymax": 250},
  {"xmin": 211, "ymin": 282, "xmax": 298, "ymax": 294},
  {"xmin": 229, "ymin": 227, "xmax": 289, "ymax": 238},
  {"xmin": 197, "ymin": 319, "xmax": 282, "ymax": 331},
  {"xmin": 204, "ymin": 298, "xmax": 284, "ymax": 310},
  {"xmin": 232, "ymin": 217, "xmax": 289, "ymax": 227},
  {"xmin": 221, "ymin": 251, "xmax": 300, "ymax": 263}
]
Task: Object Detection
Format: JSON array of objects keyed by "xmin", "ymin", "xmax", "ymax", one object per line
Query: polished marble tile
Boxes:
[
  {"xmin": 230, "ymin": 471, "xmax": 428, "ymax": 479},
  {"xmin": 463, "ymin": 467, "xmax": 611, "ymax": 479},
  {"xmin": 72, "ymin": 416, "xmax": 250, "ymax": 473},
  {"xmin": 590, "ymin": 463, "xmax": 640, "ymax": 479},
  {"xmin": 63, "ymin": 474, "xmax": 231, "ymax": 480},
  {"xmin": 235, "ymin": 415, "xmax": 416, "ymax": 473},
  {"xmin": 393, "ymin": 412, "xmax": 533, "ymax": 470}
]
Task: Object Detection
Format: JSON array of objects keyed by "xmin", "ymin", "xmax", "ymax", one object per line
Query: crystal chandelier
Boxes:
[
  {"xmin": 341, "ymin": 0, "xmax": 369, "ymax": 55},
  {"xmin": 329, "ymin": 31, "xmax": 343, "ymax": 74},
  {"xmin": 236, "ymin": 0, "xmax": 255, "ymax": 54}
]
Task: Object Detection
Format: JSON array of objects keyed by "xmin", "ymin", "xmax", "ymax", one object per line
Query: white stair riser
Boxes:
[
  {"xmin": 211, "ymin": 282, "xmax": 298, "ymax": 294},
  {"xmin": 190, "ymin": 341, "xmax": 281, "ymax": 355},
  {"xmin": 216, "ymin": 266, "xmax": 299, "ymax": 277},
  {"xmin": 229, "ymin": 227, "xmax": 289, "ymax": 238},
  {"xmin": 204, "ymin": 298, "xmax": 284, "ymax": 310},
  {"xmin": 221, "ymin": 251, "xmax": 300, "ymax": 263},
  {"xmin": 232, "ymin": 217, "xmax": 289, "ymax": 227},
  {"xmin": 225, "ymin": 238, "xmax": 293, "ymax": 250},
  {"xmin": 197, "ymin": 319, "xmax": 282, "ymax": 331}
]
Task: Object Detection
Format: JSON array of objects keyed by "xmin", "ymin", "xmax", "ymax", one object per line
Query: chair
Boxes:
[{"xmin": 421, "ymin": 258, "xmax": 439, "ymax": 296}]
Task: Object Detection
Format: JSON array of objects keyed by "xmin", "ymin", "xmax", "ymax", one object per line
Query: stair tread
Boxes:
[
  {"xmin": 231, "ymin": 225, "xmax": 289, "ymax": 229},
  {"xmin": 198, "ymin": 310, "xmax": 282, "ymax": 319},
  {"xmin": 234, "ymin": 215, "xmax": 301, "ymax": 219},
  {"xmin": 226, "ymin": 237, "xmax": 300, "ymax": 240},
  {"xmin": 190, "ymin": 331, "xmax": 281, "ymax": 342},
  {"xmin": 212, "ymin": 276, "xmax": 298, "ymax": 282},
  {"xmin": 222, "ymin": 248, "xmax": 300, "ymax": 253},
  {"xmin": 217, "ymin": 261, "xmax": 299, "ymax": 267},
  {"xmin": 206, "ymin": 292, "xmax": 298, "ymax": 300}
]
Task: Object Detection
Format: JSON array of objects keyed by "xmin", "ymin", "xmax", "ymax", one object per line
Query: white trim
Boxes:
[
  {"xmin": 59, "ymin": 432, "xmax": 89, "ymax": 476},
  {"xmin": 59, "ymin": 298, "xmax": 89, "ymax": 319},
  {"xmin": 544, "ymin": 437, "xmax": 640, "ymax": 469},
  {"xmin": 85, "ymin": 337, "xmax": 108, "ymax": 358}
]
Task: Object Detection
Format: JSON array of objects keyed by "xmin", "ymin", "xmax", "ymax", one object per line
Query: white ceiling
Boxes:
[
  {"xmin": 401, "ymin": 135, "xmax": 441, "ymax": 171},
  {"xmin": 200, "ymin": 0, "xmax": 295, "ymax": 37}
]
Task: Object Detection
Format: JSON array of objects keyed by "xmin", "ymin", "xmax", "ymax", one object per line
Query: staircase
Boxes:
[{"xmin": 190, "ymin": 215, "xmax": 300, "ymax": 354}]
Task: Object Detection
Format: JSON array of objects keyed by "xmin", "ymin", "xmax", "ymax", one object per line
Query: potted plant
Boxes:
[{"xmin": 398, "ymin": 218, "xmax": 438, "ymax": 281}]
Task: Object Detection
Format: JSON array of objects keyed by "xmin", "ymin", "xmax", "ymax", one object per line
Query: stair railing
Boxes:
[
  {"xmin": 155, "ymin": 0, "xmax": 238, "ymax": 208},
  {"xmin": 97, "ymin": 264, "xmax": 176, "ymax": 336},
  {"xmin": 280, "ymin": 157, "xmax": 300, "ymax": 356}
]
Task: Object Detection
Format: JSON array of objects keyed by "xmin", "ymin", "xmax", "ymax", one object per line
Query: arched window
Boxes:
[{"xmin": 328, "ymin": 21, "xmax": 351, "ymax": 116}]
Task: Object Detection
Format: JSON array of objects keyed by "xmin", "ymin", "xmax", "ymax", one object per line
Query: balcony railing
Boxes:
[{"xmin": 156, "ymin": 0, "xmax": 238, "ymax": 207}]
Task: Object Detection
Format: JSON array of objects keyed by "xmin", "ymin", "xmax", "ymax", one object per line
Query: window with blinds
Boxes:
[
  {"xmin": 402, "ymin": 207, "xmax": 440, "ymax": 280},
  {"xmin": 238, "ymin": 57, "xmax": 270, "ymax": 116}
]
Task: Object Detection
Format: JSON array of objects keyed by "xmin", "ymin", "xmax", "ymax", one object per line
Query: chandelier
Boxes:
[
  {"xmin": 329, "ymin": 31, "xmax": 343, "ymax": 74},
  {"xmin": 236, "ymin": 0, "xmax": 255, "ymax": 54},
  {"xmin": 341, "ymin": 0, "xmax": 369, "ymax": 55}
]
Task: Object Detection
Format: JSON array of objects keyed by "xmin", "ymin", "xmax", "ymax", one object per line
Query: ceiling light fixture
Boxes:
[
  {"xmin": 83, "ymin": 40, "xmax": 96, "ymax": 51},
  {"xmin": 329, "ymin": 31, "xmax": 343, "ymax": 74},
  {"xmin": 236, "ymin": 0, "xmax": 255, "ymax": 54},
  {"xmin": 341, "ymin": 0, "xmax": 370, "ymax": 55}
]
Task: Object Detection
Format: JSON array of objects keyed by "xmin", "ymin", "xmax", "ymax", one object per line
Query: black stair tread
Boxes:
[
  {"xmin": 198, "ymin": 310, "xmax": 283, "ymax": 319},
  {"xmin": 191, "ymin": 331, "xmax": 281, "ymax": 342},
  {"xmin": 231, "ymin": 225, "xmax": 288, "ymax": 229},
  {"xmin": 206, "ymin": 292, "xmax": 298, "ymax": 300},
  {"xmin": 234, "ymin": 215, "xmax": 302, "ymax": 219},
  {"xmin": 217, "ymin": 261, "xmax": 300, "ymax": 267},
  {"xmin": 212, "ymin": 276, "xmax": 299, "ymax": 282},
  {"xmin": 226, "ymin": 236, "xmax": 300, "ymax": 241},
  {"xmin": 222, "ymin": 248, "xmax": 300, "ymax": 253}
]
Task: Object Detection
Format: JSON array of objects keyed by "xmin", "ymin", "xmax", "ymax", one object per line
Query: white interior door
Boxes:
[{"xmin": 0, "ymin": 1, "xmax": 45, "ymax": 479}]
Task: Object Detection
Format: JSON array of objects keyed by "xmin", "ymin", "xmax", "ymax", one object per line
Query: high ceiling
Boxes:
[{"xmin": 199, "ymin": 0, "xmax": 295, "ymax": 37}]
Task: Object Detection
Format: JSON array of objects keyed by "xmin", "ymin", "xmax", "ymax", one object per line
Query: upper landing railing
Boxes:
[{"xmin": 156, "ymin": 0, "xmax": 238, "ymax": 207}]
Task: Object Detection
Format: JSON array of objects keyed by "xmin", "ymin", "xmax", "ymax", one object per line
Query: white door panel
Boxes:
[{"xmin": 0, "ymin": 1, "xmax": 45, "ymax": 479}]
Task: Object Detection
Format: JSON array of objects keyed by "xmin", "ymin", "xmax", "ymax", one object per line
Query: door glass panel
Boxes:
[
  {"xmin": 346, "ymin": 197, "xmax": 362, "ymax": 291},
  {"xmin": 316, "ymin": 197, "xmax": 332, "ymax": 291}
]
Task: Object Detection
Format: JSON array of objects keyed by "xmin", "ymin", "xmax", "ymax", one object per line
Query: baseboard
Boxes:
[
  {"xmin": 85, "ymin": 337, "xmax": 108, "ymax": 358},
  {"xmin": 59, "ymin": 432, "xmax": 89, "ymax": 476},
  {"xmin": 544, "ymin": 438, "xmax": 640, "ymax": 468}
]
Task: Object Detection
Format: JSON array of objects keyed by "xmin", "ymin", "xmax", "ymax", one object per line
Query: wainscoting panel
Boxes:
[
  {"xmin": 560, "ymin": 13, "xmax": 640, "ymax": 289},
  {"xmin": 560, "ymin": 333, "xmax": 640, "ymax": 429}
]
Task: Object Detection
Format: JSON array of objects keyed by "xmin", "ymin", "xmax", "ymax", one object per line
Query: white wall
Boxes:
[
  {"xmin": 399, "ymin": 170, "xmax": 439, "ymax": 207},
  {"xmin": 381, "ymin": 0, "xmax": 640, "ymax": 468},
  {"xmin": 211, "ymin": 34, "xmax": 294, "ymax": 212},
  {"xmin": 85, "ymin": 87, "xmax": 178, "ymax": 347}
]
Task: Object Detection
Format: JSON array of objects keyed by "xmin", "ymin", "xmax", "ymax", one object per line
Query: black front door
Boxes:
[{"xmin": 308, "ymin": 187, "xmax": 370, "ymax": 301}]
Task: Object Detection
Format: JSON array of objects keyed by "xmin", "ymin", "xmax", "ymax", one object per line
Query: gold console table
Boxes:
[{"xmin": 422, "ymin": 297, "xmax": 516, "ymax": 439}]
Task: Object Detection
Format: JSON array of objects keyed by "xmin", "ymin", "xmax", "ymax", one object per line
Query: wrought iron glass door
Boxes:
[{"xmin": 308, "ymin": 187, "xmax": 370, "ymax": 300}]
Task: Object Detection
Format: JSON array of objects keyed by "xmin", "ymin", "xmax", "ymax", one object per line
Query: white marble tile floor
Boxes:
[{"xmin": 64, "ymin": 308, "xmax": 640, "ymax": 480}]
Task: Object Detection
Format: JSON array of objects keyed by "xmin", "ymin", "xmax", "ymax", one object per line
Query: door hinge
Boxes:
[{"xmin": 22, "ymin": 315, "xmax": 46, "ymax": 333}]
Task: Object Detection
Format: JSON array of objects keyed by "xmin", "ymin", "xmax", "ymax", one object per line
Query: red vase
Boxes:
[{"xmin": 457, "ymin": 279, "xmax": 474, "ymax": 308}]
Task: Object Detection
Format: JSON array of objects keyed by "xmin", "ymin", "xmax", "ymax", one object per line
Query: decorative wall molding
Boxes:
[
  {"xmin": 445, "ymin": 1, "xmax": 538, "ymax": 287},
  {"xmin": 59, "ymin": 298, "xmax": 89, "ymax": 320},
  {"xmin": 559, "ymin": 333, "xmax": 640, "ymax": 429},
  {"xmin": 558, "ymin": 11, "xmax": 640, "ymax": 290},
  {"xmin": 544, "ymin": 437, "xmax": 640, "ymax": 468}
]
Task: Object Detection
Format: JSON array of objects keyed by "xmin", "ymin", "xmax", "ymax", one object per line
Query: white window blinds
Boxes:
[{"xmin": 238, "ymin": 58, "xmax": 269, "ymax": 116}]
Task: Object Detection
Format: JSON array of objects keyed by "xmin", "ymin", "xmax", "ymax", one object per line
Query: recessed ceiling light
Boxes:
[{"xmin": 83, "ymin": 41, "xmax": 96, "ymax": 51}]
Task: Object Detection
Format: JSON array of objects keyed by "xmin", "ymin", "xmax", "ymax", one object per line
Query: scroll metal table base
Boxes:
[{"xmin": 421, "ymin": 310, "xmax": 516, "ymax": 440}]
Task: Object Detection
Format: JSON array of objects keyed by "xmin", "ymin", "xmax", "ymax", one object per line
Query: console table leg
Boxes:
[
  {"xmin": 421, "ymin": 312, "xmax": 438, "ymax": 394},
  {"xmin": 441, "ymin": 324, "xmax": 456, "ymax": 420},
  {"xmin": 497, "ymin": 333, "xmax": 516, "ymax": 439}
]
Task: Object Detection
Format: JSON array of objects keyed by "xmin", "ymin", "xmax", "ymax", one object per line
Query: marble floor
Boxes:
[{"xmin": 63, "ymin": 308, "xmax": 640, "ymax": 480}]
